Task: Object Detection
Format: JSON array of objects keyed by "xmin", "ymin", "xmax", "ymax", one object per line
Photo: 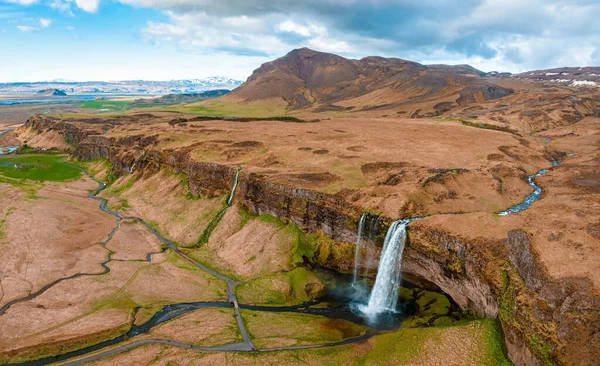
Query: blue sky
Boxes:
[{"xmin": 1, "ymin": 0, "xmax": 599, "ymax": 82}]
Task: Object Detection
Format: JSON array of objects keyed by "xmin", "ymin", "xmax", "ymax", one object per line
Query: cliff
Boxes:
[{"xmin": 22, "ymin": 115, "xmax": 600, "ymax": 366}]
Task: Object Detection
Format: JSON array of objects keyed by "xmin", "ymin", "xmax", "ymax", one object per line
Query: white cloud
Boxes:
[
  {"xmin": 5, "ymin": 0, "xmax": 39, "ymax": 5},
  {"xmin": 50, "ymin": 0, "xmax": 75, "ymax": 16},
  {"xmin": 277, "ymin": 20, "xmax": 325, "ymax": 38},
  {"xmin": 17, "ymin": 25, "xmax": 37, "ymax": 32},
  {"xmin": 39, "ymin": 18, "xmax": 52, "ymax": 28},
  {"xmin": 75, "ymin": 0, "xmax": 100, "ymax": 13},
  {"xmin": 66, "ymin": 25, "xmax": 75, "ymax": 31}
]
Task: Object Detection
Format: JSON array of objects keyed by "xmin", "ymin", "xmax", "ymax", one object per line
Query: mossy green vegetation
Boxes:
[
  {"xmin": 67, "ymin": 158, "xmax": 112, "ymax": 180},
  {"xmin": 241, "ymin": 310, "xmax": 368, "ymax": 349},
  {"xmin": 0, "ymin": 206, "xmax": 16, "ymax": 242},
  {"xmin": 194, "ymin": 205, "xmax": 228, "ymax": 247},
  {"xmin": 92, "ymin": 318, "xmax": 511, "ymax": 365},
  {"xmin": 102, "ymin": 175, "xmax": 137, "ymax": 197},
  {"xmin": 499, "ymin": 263, "xmax": 554, "ymax": 365},
  {"xmin": 18, "ymin": 145, "xmax": 67, "ymax": 155},
  {"xmin": 163, "ymin": 98, "xmax": 289, "ymax": 117},
  {"xmin": 236, "ymin": 268, "xmax": 324, "ymax": 305},
  {"xmin": 0, "ymin": 155, "xmax": 81, "ymax": 182}
]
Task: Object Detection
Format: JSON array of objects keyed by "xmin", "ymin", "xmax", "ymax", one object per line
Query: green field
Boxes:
[
  {"xmin": 0, "ymin": 155, "xmax": 82, "ymax": 182},
  {"xmin": 81, "ymin": 100, "xmax": 134, "ymax": 111},
  {"xmin": 163, "ymin": 98, "xmax": 290, "ymax": 117}
]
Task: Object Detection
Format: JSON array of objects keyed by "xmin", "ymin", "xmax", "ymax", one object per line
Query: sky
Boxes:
[{"xmin": 0, "ymin": 0, "xmax": 599, "ymax": 82}]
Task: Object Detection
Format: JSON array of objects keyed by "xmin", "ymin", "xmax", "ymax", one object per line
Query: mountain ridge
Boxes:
[{"xmin": 227, "ymin": 48, "xmax": 513, "ymax": 114}]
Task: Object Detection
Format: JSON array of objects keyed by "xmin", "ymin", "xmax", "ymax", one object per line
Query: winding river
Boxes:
[
  {"xmin": 3, "ymin": 162, "xmax": 408, "ymax": 366},
  {"xmin": 497, "ymin": 159, "xmax": 561, "ymax": 216},
  {"xmin": 0, "ymin": 142, "xmax": 568, "ymax": 364},
  {"xmin": 0, "ymin": 128, "xmax": 18, "ymax": 156}
]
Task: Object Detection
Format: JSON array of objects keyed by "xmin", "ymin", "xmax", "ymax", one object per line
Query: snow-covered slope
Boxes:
[{"xmin": 0, "ymin": 77, "xmax": 244, "ymax": 95}]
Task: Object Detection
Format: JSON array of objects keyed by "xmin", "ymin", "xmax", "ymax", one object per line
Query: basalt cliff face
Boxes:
[{"xmin": 22, "ymin": 115, "xmax": 600, "ymax": 366}]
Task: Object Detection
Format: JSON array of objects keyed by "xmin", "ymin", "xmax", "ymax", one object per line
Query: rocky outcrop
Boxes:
[
  {"xmin": 502, "ymin": 230, "xmax": 600, "ymax": 366},
  {"xmin": 23, "ymin": 116, "xmax": 88, "ymax": 147}
]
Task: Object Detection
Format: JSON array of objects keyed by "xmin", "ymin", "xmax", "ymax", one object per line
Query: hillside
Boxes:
[
  {"xmin": 36, "ymin": 89, "xmax": 67, "ymax": 96},
  {"xmin": 227, "ymin": 48, "xmax": 513, "ymax": 116}
]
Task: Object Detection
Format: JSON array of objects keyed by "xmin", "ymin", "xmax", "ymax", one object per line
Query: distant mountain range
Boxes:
[
  {"xmin": 513, "ymin": 67, "xmax": 600, "ymax": 86},
  {"xmin": 0, "ymin": 77, "xmax": 244, "ymax": 95}
]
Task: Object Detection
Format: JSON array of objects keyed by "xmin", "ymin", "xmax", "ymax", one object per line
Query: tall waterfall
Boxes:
[
  {"xmin": 227, "ymin": 169, "xmax": 241, "ymax": 206},
  {"xmin": 360, "ymin": 219, "xmax": 409, "ymax": 316},
  {"xmin": 351, "ymin": 213, "xmax": 367, "ymax": 288}
]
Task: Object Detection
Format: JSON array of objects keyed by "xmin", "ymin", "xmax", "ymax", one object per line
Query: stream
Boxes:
[
  {"xmin": 1, "ymin": 147, "xmax": 564, "ymax": 364},
  {"xmin": 0, "ymin": 128, "xmax": 18, "ymax": 155},
  {"xmin": 3, "ymin": 162, "xmax": 414, "ymax": 366},
  {"xmin": 497, "ymin": 160, "xmax": 560, "ymax": 216}
]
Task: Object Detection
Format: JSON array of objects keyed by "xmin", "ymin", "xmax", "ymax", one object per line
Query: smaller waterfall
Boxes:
[
  {"xmin": 360, "ymin": 219, "xmax": 410, "ymax": 317},
  {"xmin": 362, "ymin": 216, "xmax": 379, "ymax": 279},
  {"xmin": 227, "ymin": 168, "xmax": 241, "ymax": 206},
  {"xmin": 351, "ymin": 213, "xmax": 368, "ymax": 288}
]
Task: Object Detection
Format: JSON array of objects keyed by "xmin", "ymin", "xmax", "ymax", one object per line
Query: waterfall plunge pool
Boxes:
[{"xmin": 312, "ymin": 267, "xmax": 466, "ymax": 331}]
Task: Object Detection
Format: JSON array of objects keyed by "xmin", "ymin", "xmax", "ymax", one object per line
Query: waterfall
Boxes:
[
  {"xmin": 360, "ymin": 219, "xmax": 409, "ymax": 316},
  {"xmin": 227, "ymin": 168, "xmax": 241, "ymax": 206},
  {"xmin": 362, "ymin": 216, "xmax": 379, "ymax": 279},
  {"xmin": 351, "ymin": 213, "xmax": 367, "ymax": 288}
]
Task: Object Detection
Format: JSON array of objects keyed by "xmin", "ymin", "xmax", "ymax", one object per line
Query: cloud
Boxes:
[
  {"xmin": 6, "ymin": 0, "xmax": 99, "ymax": 13},
  {"xmin": 50, "ymin": 0, "xmax": 75, "ymax": 16},
  {"xmin": 39, "ymin": 18, "xmax": 51, "ymax": 28},
  {"xmin": 4, "ymin": 0, "xmax": 600, "ymax": 72},
  {"xmin": 128, "ymin": 0, "xmax": 600, "ymax": 72},
  {"xmin": 17, "ymin": 25, "xmax": 37, "ymax": 31},
  {"xmin": 75, "ymin": 0, "xmax": 100, "ymax": 13},
  {"xmin": 5, "ymin": 0, "xmax": 38, "ymax": 5}
]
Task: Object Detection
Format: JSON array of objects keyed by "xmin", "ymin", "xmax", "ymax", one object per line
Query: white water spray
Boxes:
[
  {"xmin": 227, "ymin": 169, "xmax": 241, "ymax": 206},
  {"xmin": 352, "ymin": 213, "xmax": 367, "ymax": 288},
  {"xmin": 360, "ymin": 219, "xmax": 410, "ymax": 316}
]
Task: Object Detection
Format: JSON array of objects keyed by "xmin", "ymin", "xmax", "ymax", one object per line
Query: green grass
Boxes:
[
  {"xmin": 0, "ymin": 206, "xmax": 16, "ymax": 242},
  {"xmin": 192, "ymin": 205, "xmax": 229, "ymax": 247},
  {"xmin": 236, "ymin": 267, "xmax": 323, "ymax": 306},
  {"xmin": 81, "ymin": 100, "xmax": 134, "ymax": 111},
  {"xmin": 102, "ymin": 175, "xmax": 137, "ymax": 197},
  {"xmin": 0, "ymin": 155, "xmax": 81, "ymax": 182},
  {"xmin": 236, "ymin": 205, "xmax": 327, "ymax": 268},
  {"xmin": 163, "ymin": 98, "xmax": 289, "ymax": 118},
  {"xmin": 67, "ymin": 158, "xmax": 112, "ymax": 179},
  {"xmin": 240, "ymin": 309, "xmax": 368, "ymax": 349}
]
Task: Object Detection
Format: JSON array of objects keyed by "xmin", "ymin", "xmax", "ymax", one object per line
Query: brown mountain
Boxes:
[{"xmin": 228, "ymin": 48, "xmax": 513, "ymax": 116}]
